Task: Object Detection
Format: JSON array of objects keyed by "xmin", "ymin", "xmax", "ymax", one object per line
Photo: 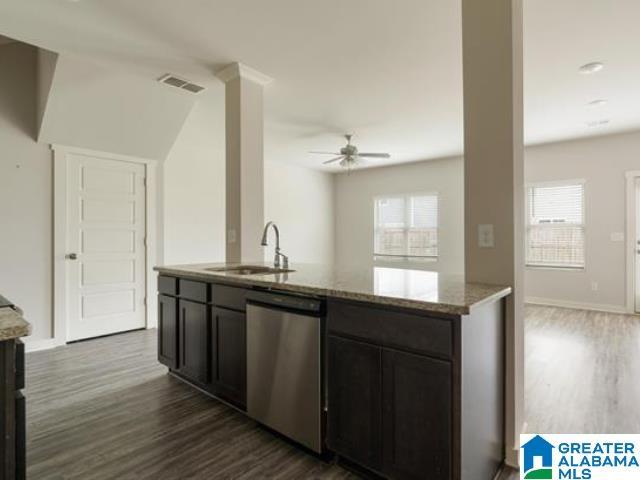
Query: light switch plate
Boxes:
[
  {"xmin": 478, "ymin": 224, "xmax": 495, "ymax": 248},
  {"xmin": 227, "ymin": 229, "xmax": 237, "ymax": 244},
  {"xmin": 610, "ymin": 232, "xmax": 624, "ymax": 242}
]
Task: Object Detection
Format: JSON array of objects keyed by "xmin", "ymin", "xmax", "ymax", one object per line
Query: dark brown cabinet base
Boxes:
[
  {"xmin": 1, "ymin": 338, "xmax": 26, "ymax": 480},
  {"xmin": 157, "ymin": 275, "xmax": 505, "ymax": 480},
  {"xmin": 327, "ymin": 299, "xmax": 504, "ymax": 480},
  {"xmin": 158, "ymin": 276, "xmax": 247, "ymax": 410}
]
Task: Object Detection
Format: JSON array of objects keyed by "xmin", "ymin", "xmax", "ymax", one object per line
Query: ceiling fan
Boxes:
[{"xmin": 310, "ymin": 134, "xmax": 390, "ymax": 169}]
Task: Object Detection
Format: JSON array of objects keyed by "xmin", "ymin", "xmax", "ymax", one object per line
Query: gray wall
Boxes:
[
  {"xmin": 334, "ymin": 157, "xmax": 464, "ymax": 274},
  {"xmin": 0, "ymin": 43, "xmax": 53, "ymax": 341},
  {"xmin": 335, "ymin": 131, "xmax": 640, "ymax": 312},
  {"xmin": 525, "ymin": 131, "xmax": 640, "ymax": 311}
]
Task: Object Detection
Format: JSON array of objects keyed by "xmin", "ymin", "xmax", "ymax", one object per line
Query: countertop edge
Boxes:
[
  {"xmin": 154, "ymin": 266, "xmax": 512, "ymax": 316},
  {"xmin": 0, "ymin": 308, "xmax": 32, "ymax": 342}
]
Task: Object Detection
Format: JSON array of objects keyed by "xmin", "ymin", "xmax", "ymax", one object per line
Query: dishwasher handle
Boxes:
[{"xmin": 246, "ymin": 291, "xmax": 323, "ymax": 314}]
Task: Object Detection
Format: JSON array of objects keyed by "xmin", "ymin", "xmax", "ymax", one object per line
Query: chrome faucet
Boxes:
[{"xmin": 261, "ymin": 221, "xmax": 289, "ymax": 269}]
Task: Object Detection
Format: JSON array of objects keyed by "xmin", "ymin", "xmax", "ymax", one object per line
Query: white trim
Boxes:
[
  {"xmin": 625, "ymin": 171, "xmax": 640, "ymax": 314},
  {"xmin": 215, "ymin": 62, "xmax": 273, "ymax": 85},
  {"xmin": 52, "ymin": 145, "xmax": 158, "ymax": 345},
  {"xmin": 504, "ymin": 421, "xmax": 527, "ymax": 468},
  {"xmin": 23, "ymin": 338, "xmax": 64, "ymax": 353},
  {"xmin": 526, "ymin": 297, "xmax": 629, "ymax": 315}
]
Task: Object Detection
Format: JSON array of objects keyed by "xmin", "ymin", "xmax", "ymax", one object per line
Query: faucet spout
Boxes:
[{"xmin": 260, "ymin": 221, "xmax": 288, "ymax": 269}]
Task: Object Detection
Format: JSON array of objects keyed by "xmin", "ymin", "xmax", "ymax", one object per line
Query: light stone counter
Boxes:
[
  {"xmin": 154, "ymin": 262, "xmax": 511, "ymax": 316},
  {"xmin": 0, "ymin": 307, "xmax": 31, "ymax": 341}
]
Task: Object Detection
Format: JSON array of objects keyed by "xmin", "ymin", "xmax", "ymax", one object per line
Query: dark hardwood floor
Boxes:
[
  {"xmin": 25, "ymin": 304, "xmax": 638, "ymax": 479},
  {"xmin": 25, "ymin": 330, "xmax": 355, "ymax": 480}
]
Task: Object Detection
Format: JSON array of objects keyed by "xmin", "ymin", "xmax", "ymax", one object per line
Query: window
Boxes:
[
  {"xmin": 526, "ymin": 182, "xmax": 585, "ymax": 268},
  {"xmin": 374, "ymin": 194, "xmax": 438, "ymax": 259}
]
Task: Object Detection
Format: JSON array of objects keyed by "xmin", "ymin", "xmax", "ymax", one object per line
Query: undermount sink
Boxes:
[{"xmin": 204, "ymin": 265, "xmax": 295, "ymax": 275}]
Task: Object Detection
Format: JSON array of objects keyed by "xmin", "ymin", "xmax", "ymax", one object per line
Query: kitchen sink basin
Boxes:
[{"xmin": 204, "ymin": 265, "xmax": 295, "ymax": 275}]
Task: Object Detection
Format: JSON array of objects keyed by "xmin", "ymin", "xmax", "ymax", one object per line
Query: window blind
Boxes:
[
  {"xmin": 374, "ymin": 194, "xmax": 438, "ymax": 258},
  {"xmin": 526, "ymin": 183, "xmax": 585, "ymax": 268}
]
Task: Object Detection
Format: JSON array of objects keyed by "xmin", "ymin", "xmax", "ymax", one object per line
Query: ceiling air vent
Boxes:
[{"xmin": 158, "ymin": 74, "xmax": 206, "ymax": 94}]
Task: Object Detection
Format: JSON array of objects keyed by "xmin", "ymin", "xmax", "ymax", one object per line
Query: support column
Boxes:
[
  {"xmin": 462, "ymin": 0, "xmax": 524, "ymax": 468},
  {"xmin": 216, "ymin": 63, "xmax": 272, "ymax": 263}
]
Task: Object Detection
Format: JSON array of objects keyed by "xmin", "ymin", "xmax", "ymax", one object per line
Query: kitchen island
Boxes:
[
  {"xmin": 154, "ymin": 263, "xmax": 511, "ymax": 480},
  {"xmin": 1, "ymin": 295, "xmax": 30, "ymax": 480}
]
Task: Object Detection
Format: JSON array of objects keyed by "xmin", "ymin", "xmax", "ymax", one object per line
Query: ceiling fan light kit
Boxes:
[{"xmin": 310, "ymin": 134, "xmax": 391, "ymax": 170}]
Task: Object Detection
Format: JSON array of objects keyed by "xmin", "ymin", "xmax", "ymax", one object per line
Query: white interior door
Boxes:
[
  {"xmin": 66, "ymin": 153, "xmax": 147, "ymax": 341},
  {"xmin": 636, "ymin": 178, "xmax": 640, "ymax": 312}
]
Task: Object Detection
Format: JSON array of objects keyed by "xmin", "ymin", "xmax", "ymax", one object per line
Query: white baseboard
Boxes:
[
  {"xmin": 23, "ymin": 338, "xmax": 64, "ymax": 353},
  {"xmin": 526, "ymin": 297, "xmax": 631, "ymax": 315},
  {"xmin": 505, "ymin": 420, "xmax": 527, "ymax": 469}
]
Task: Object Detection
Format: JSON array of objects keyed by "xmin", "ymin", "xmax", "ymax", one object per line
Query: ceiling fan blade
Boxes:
[
  {"xmin": 357, "ymin": 153, "xmax": 391, "ymax": 159},
  {"xmin": 309, "ymin": 151, "xmax": 341, "ymax": 155},
  {"xmin": 323, "ymin": 156, "xmax": 344, "ymax": 165}
]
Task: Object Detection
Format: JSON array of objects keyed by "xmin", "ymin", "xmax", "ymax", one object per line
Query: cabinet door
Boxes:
[
  {"xmin": 210, "ymin": 307, "xmax": 246, "ymax": 407},
  {"xmin": 327, "ymin": 336, "xmax": 382, "ymax": 471},
  {"xmin": 158, "ymin": 295, "xmax": 178, "ymax": 369},
  {"xmin": 382, "ymin": 349, "xmax": 452, "ymax": 480},
  {"xmin": 178, "ymin": 299, "xmax": 209, "ymax": 384}
]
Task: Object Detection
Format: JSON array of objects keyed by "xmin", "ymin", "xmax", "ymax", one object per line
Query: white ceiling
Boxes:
[{"xmin": 1, "ymin": 0, "xmax": 639, "ymax": 171}]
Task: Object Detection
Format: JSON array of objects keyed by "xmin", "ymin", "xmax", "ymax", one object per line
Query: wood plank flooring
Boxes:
[
  {"xmin": 25, "ymin": 305, "xmax": 638, "ymax": 479},
  {"xmin": 525, "ymin": 305, "xmax": 640, "ymax": 434},
  {"xmin": 25, "ymin": 330, "xmax": 355, "ymax": 480}
]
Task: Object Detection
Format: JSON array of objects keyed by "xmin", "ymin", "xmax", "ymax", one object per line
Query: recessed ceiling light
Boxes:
[
  {"xmin": 579, "ymin": 62, "xmax": 604, "ymax": 74},
  {"xmin": 586, "ymin": 119, "xmax": 610, "ymax": 128},
  {"xmin": 587, "ymin": 99, "xmax": 608, "ymax": 107}
]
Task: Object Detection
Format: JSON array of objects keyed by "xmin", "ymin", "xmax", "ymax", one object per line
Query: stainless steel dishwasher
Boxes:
[{"xmin": 246, "ymin": 290, "xmax": 325, "ymax": 453}]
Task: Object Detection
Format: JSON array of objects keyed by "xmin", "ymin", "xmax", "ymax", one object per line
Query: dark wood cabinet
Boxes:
[
  {"xmin": 210, "ymin": 306, "xmax": 246, "ymax": 407},
  {"xmin": 1, "ymin": 336, "xmax": 26, "ymax": 480},
  {"xmin": 327, "ymin": 335, "xmax": 382, "ymax": 471},
  {"xmin": 382, "ymin": 349, "xmax": 451, "ymax": 480},
  {"xmin": 177, "ymin": 299, "xmax": 209, "ymax": 384},
  {"xmin": 158, "ymin": 294, "xmax": 178, "ymax": 369},
  {"xmin": 156, "ymin": 275, "xmax": 504, "ymax": 480}
]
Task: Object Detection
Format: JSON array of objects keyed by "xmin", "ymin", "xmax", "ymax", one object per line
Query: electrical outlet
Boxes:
[{"xmin": 478, "ymin": 224, "xmax": 495, "ymax": 248}]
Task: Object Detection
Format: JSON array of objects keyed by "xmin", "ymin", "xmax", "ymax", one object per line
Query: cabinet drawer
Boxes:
[
  {"xmin": 158, "ymin": 275, "xmax": 178, "ymax": 296},
  {"xmin": 212, "ymin": 284, "xmax": 247, "ymax": 312},
  {"xmin": 179, "ymin": 279, "xmax": 209, "ymax": 303},
  {"xmin": 328, "ymin": 300, "xmax": 453, "ymax": 359}
]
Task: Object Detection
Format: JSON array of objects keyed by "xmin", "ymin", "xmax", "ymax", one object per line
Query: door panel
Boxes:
[
  {"xmin": 327, "ymin": 335, "xmax": 382, "ymax": 471},
  {"xmin": 158, "ymin": 295, "xmax": 178, "ymax": 369},
  {"xmin": 382, "ymin": 349, "xmax": 452, "ymax": 480},
  {"xmin": 636, "ymin": 178, "xmax": 640, "ymax": 312},
  {"xmin": 178, "ymin": 300, "xmax": 208, "ymax": 384},
  {"xmin": 210, "ymin": 307, "xmax": 246, "ymax": 407},
  {"xmin": 67, "ymin": 154, "xmax": 146, "ymax": 341}
]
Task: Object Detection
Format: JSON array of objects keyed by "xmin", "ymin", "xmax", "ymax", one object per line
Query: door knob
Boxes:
[{"xmin": 66, "ymin": 253, "xmax": 78, "ymax": 260}]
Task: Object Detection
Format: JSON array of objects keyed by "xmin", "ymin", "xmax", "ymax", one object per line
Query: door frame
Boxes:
[
  {"xmin": 52, "ymin": 145, "xmax": 158, "ymax": 346},
  {"xmin": 625, "ymin": 170, "xmax": 640, "ymax": 314}
]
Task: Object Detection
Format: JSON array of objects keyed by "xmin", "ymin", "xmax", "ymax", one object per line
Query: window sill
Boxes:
[
  {"xmin": 525, "ymin": 265, "xmax": 585, "ymax": 272},
  {"xmin": 374, "ymin": 256, "xmax": 438, "ymax": 263}
]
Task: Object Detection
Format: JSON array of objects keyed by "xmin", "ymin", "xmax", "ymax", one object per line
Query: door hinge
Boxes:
[
  {"xmin": 143, "ymin": 177, "xmax": 147, "ymax": 187},
  {"xmin": 144, "ymin": 237, "xmax": 147, "ymax": 247}
]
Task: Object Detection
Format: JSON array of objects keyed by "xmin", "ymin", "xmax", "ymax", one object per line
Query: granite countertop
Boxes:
[
  {"xmin": 154, "ymin": 262, "xmax": 511, "ymax": 315},
  {"xmin": 0, "ymin": 306, "xmax": 31, "ymax": 341}
]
